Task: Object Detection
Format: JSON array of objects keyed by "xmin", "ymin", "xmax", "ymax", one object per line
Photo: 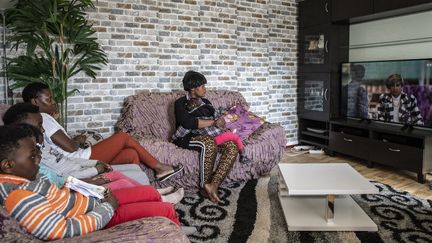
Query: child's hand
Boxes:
[
  {"xmin": 103, "ymin": 189, "xmax": 118, "ymax": 209},
  {"xmin": 83, "ymin": 175, "xmax": 110, "ymax": 185}
]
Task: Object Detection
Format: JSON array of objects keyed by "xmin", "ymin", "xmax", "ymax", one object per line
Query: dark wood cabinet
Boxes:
[
  {"xmin": 374, "ymin": 0, "xmax": 432, "ymax": 13},
  {"xmin": 330, "ymin": 0, "xmax": 432, "ymax": 23},
  {"xmin": 329, "ymin": 119, "xmax": 432, "ymax": 183},
  {"xmin": 331, "ymin": 0, "xmax": 374, "ymax": 22},
  {"xmin": 297, "ymin": 1, "xmax": 348, "ymax": 148},
  {"xmin": 299, "ymin": 0, "xmax": 331, "ymax": 28}
]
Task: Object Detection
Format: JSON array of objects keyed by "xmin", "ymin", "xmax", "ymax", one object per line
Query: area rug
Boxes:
[{"xmin": 175, "ymin": 175, "xmax": 432, "ymax": 243}]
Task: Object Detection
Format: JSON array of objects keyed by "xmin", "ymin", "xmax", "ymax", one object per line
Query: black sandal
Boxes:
[{"xmin": 156, "ymin": 164, "xmax": 184, "ymax": 182}]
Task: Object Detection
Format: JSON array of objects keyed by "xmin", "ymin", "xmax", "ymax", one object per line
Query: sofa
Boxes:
[
  {"xmin": 0, "ymin": 206, "xmax": 189, "ymax": 242},
  {"xmin": 0, "ymin": 104, "xmax": 189, "ymax": 243},
  {"xmin": 117, "ymin": 90, "xmax": 287, "ymax": 190}
]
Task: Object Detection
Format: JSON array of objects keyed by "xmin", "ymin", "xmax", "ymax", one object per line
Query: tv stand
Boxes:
[
  {"xmin": 359, "ymin": 118, "xmax": 372, "ymax": 124},
  {"xmin": 328, "ymin": 119, "xmax": 432, "ymax": 183},
  {"xmin": 401, "ymin": 123, "xmax": 414, "ymax": 132}
]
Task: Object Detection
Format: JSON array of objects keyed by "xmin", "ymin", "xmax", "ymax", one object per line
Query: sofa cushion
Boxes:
[{"xmin": 117, "ymin": 90, "xmax": 249, "ymax": 141}]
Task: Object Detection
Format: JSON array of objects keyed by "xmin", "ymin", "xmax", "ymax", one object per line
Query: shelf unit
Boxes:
[{"xmin": 328, "ymin": 119, "xmax": 432, "ymax": 183}]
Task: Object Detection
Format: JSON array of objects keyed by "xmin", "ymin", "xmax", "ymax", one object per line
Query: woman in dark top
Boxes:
[{"xmin": 172, "ymin": 70, "xmax": 238, "ymax": 203}]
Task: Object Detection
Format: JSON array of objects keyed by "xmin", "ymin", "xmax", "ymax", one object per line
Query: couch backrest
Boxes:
[
  {"xmin": 0, "ymin": 104, "xmax": 10, "ymax": 126},
  {"xmin": 117, "ymin": 90, "xmax": 249, "ymax": 141}
]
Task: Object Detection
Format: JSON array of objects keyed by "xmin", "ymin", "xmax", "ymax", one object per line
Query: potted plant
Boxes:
[{"xmin": 6, "ymin": 0, "xmax": 107, "ymax": 129}]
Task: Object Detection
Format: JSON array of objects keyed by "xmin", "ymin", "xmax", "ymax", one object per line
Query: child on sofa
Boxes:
[
  {"xmin": 22, "ymin": 83, "xmax": 183, "ymax": 182},
  {"xmin": 21, "ymin": 123, "xmax": 184, "ymax": 203},
  {"xmin": 0, "ymin": 125, "xmax": 180, "ymax": 241}
]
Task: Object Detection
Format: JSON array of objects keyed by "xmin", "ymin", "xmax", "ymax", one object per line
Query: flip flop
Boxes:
[{"xmin": 156, "ymin": 164, "xmax": 184, "ymax": 183}]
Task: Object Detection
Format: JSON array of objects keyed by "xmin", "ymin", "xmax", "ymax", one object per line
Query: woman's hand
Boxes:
[
  {"xmin": 73, "ymin": 134, "xmax": 87, "ymax": 145},
  {"xmin": 214, "ymin": 116, "xmax": 226, "ymax": 128},
  {"xmin": 95, "ymin": 161, "xmax": 112, "ymax": 174}
]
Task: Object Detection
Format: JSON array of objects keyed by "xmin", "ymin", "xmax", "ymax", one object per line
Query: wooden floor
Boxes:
[{"xmin": 281, "ymin": 149, "xmax": 432, "ymax": 200}]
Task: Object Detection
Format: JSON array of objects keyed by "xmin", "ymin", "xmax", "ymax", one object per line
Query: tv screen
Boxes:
[{"xmin": 341, "ymin": 59, "xmax": 432, "ymax": 128}]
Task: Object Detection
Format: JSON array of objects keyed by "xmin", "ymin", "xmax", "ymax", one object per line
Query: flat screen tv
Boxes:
[{"xmin": 341, "ymin": 59, "xmax": 432, "ymax": 128}]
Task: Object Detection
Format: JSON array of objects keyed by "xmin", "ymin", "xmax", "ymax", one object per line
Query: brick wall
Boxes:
[{"xmin": 0, "ymin": 0, "xmax": 298, "ymax": 144}]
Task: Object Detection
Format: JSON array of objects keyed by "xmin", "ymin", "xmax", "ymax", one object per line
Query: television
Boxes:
[{"xmin": 340, "ymin": 59, "xmax": 432, "ymax": 128}]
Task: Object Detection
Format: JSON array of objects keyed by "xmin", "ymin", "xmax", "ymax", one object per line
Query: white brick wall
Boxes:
[{"xmin": 0, "ymin": 0, "xmax": 298, "ymax": 144}]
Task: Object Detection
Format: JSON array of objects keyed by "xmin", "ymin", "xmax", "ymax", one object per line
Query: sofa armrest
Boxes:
[{"xmin": 53, "ymin": 217, "xmax": 189, "ymax": 243}]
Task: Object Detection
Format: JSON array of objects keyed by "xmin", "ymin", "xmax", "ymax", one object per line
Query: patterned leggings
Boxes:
[{"xmin": 189, "ymin": 135, "xmax": 238, "ymax": 188}]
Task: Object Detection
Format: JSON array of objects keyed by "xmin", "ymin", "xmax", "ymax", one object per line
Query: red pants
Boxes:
[
  {"xmin": 102, "ymin": 171, "xmax": 141, "ymax": 191},
  {"xmin": 105, "ymin": 186, "xmax": 180, "ymax": 228},
  {"xmin": 90, "ymin": 132, "xmax": 158, "ymax": 168}
]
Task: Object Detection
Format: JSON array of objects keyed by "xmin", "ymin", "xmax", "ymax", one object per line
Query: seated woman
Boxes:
[
  {"xmin": 172, "ymin": 70, "xmax": 239, "ymax": 203},
  {"xmin": 0, "ymin": 125, "xmax": 180, "ymax": 241},
  {"xmin": 22, "ymin": 83, "xmax": 183, "ymax": 182}
]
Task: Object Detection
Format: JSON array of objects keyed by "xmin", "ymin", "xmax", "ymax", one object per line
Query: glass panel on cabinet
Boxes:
[
  {"xmin": 303, "ymin": 80, "xmax": 324, "ymax": 111},
  {"xmin": 304, "ymin": 34, "xmax": 325, "ymax": 64}
]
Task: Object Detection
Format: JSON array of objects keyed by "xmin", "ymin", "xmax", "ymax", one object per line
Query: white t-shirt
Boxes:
[
  {"xmin": 41, "ymin": 113, "xmax": 91, "ymax": 159},
  {"xmin": 391, "ymin": 95, "xmax": 401, "ymax": 123}
]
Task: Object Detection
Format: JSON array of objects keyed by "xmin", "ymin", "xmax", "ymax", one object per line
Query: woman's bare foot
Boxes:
[
  {"xmin": 204, "ymin": 183, "xmax": 220, "ymax": 203},
  {"xmin": 161, "ymin": 188, "xmax": 184, "ymax": 204}
]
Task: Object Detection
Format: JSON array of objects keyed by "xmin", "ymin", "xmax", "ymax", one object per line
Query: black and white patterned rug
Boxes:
[{"xmin": 175, "ymin": 175, "xmax": 432, "ymax": 243}]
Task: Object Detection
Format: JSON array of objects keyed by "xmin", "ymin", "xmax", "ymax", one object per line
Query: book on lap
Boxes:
[{"xmin": 65, "ymin": 176, "xmax": 106, "ymax": 199}]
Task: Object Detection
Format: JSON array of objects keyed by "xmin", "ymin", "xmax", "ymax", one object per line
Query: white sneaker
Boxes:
[{"xmin": 181, "ymin": 226, "xmax": 198, "ymax": 235}]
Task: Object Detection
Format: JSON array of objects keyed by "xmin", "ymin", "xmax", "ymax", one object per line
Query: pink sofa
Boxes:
[{"xmin": 117, "ymin": 90, "xmax": 287, "ymax": 190}]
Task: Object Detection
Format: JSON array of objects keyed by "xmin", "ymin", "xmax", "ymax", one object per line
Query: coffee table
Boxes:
[{"xmin": 278, "ymin": 163, "xmax": 378, "ymax": 231}]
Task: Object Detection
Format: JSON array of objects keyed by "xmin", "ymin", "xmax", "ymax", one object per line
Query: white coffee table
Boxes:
[{"xmin": 278, "ymin": 163, "xmax": 378, "ymax": 231}]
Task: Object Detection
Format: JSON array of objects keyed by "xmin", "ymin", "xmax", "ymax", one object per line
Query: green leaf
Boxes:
[{"xmin": 6, "ymin": 0, "xmax": 107, "ymax": 129}]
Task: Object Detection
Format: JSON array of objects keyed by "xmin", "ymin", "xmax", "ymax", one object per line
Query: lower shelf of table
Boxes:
[{"xmin": 278, "ymin": 194, "xmax": 378, "ymax": 231}]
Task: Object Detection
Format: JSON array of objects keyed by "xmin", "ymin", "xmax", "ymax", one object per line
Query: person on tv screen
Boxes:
[
  {"xmin": 377, "ymin": 74, "xmax": 423, "ymax": 125},
  {"xmin": 342, "ymin": 64, "xmax": 368, "ymax": 119}
]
